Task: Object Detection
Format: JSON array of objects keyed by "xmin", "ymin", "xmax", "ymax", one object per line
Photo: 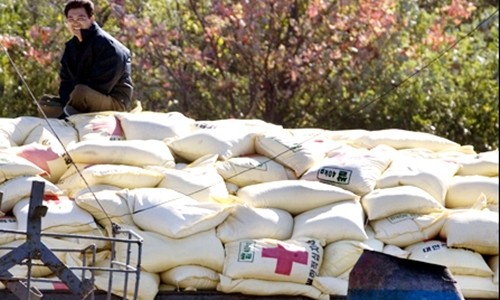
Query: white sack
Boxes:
[
  {"xmin": 195, "ymin": 118, "xmax": 282, "ymax": 132},
  {"xmin": 56, "ymin": 164, "xmax": 163, "ymax": 197},
  {"xmin": 454, "ymin": 150, "xmax": 499, "ymax": 176},
  {"xmin": 93, "ymin": 254, "xmax": 160, "ymax": 300},
  {"xmin": 57, "ymin": 226, "xmax": 110, "ymax": 250},
  {"xmin": 116, "ymin": 111, "xmax": 196, "ymax": 140},
  {"xmin": 323, "ymin": 129, "xmax": 370, "ymax": 146},
  {"xmin": 217, "ymin": 275, "xmax": 329, "ymax": 300},
  {"xmin": 13, "ymin": 196, "xmax": 98, "ymax": 234},
  {"xmin": 364, "ymin": 225, "xmax": 385, "ymax": 251},
  {"xmin": 23, "ymin": 118, "xmax": 78, "ymax": 149},
  {"xmin": 454, "ymin": 275, "xmax": 499, "ymax": 299},
  {"xmin": 0, "ymin": 118, "xmax": 15, "ymax": 148},
  {"xmin": 115, "ymin": 227, "xmax": 225, "ymax": 273},
  {"xmin": 67, "ymin": 139, "xmax": 175, "ymax": 168},
  {"xmin": 236, "ymin": 180, "xmax": 359, "ymax": 215},
  {"xmin": 405, "ymin": 240, "xmax": 493, "ymax": 277},
  {"xmin": 180, "ymin": 153, "xmax": 219, "ymax": 169},
  {"xmin": 223, "ymin": 238, "xmax": 323, "ymax": 284},
  {"xmin": 168, "ymin": 129, "xmax": 255, "ymax": 161},
  {"xmin": 67, "ymin": 112, "xmax": 125, "ymax": 141},
  {"xmin": 382, "ymin": 244, "xmax": 410, "ymax": 259},
  {"xmin": 119, "ymin": 187, "xmax": 232, "ymax": 238},
  {"xmin": 0, "ymin": 152, "xmax": 45, "ymax": 183},
  {"xmin": 319, "ymin": 226, "xmax": 383, "ymax": 280},
  {"xmin": 216, "ymin": 205, "xmax": 293, "ymax": 243},
  {"xmin": 440, "ymin": 209, "xmax": 499, "ymax": 255},
  {"xmin": 301, "ymin": 145, "xmax": 392, "ymax": 196},
  {"xmin": 319, "ymin": 240, "xmax": 373, "ymax": 278},
  {"xmin": 370, "ymin": 211, "xmax": 447, "ymax": 247},
  {"xmin": 445, "ymin": 175, "xmax": 499, "ymax": 209},
  {"xmin": 74, "ymin": 186, "xmax": 134, "ymax": 233},
  {"xmin": 312, "ymin": 276, "xmax": 348, "ymax": 297},
  {"xmin": 0, "ymin": 215, "xmax": 17, "ymax": 245},
  {"xmin": 0, "ymin": 116, "xmax": 43, "ymax": 147},
  {"xmin": 351, "ymin": 128, "xmax": 462, "ymax": 152},
  {"xmin": 4, "ymin": 142, "xmax": 69, "ymax": 183},
  {"xmin": 292, "ymin": 200, "xmax": 367, "ymax": 243},
  {"xmin": 376, "ymin": 155, "xmax": 459, "ymax": 204},
  {"xmin": 361, "ymin": 186, "xmax": 444, "ymax": 221},
  {"xmin": 152, "ymin": 165, "xmax": 229, "ymax": 202},
  {"xmin": 160, "ymin": 265, "xmax": 219, "ymax": 290},
  {"xmin": 254, "ymin": 131, "xmax": 332, "ymax": 177},
  {"xmin": 0, "ymin": 175, "xmax": 62, "ymax": 213},
  {"xmin": 215, "ymin": 155, "xmax": 296, "ymax": 187}
]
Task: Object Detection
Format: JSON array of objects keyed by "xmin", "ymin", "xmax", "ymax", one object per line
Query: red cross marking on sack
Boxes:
[
  {"xmin": 17, "ymin": 145, "xmax": 59, "ymax": 174},
  {"xmin": 43, "ymin": 194, "xmax": 62, "ymax": 205},
  {"xmin": 261, "ymin": 243, "xmax": 308, "ymax": 275},
  {"xmin": 90, "ymin": 116, "xmax": 123, "ymax": 136}
]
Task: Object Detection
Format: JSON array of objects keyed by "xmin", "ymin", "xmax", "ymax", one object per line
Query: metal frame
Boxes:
[{"xmin": 0, "ymin": 181, "xmax": 143, "ymax": 300}]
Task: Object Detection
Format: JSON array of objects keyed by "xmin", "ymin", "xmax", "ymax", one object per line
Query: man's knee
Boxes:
[
  {"xmin": 73, "ymin": 84, "xmax": 90, "ymax": 92},
  {"xmin": 71, "ymin": 84, "xmax": 93, "ymax": 101},
  {"xmin": 69, "ymin": 84, "xmax": 125, "ymax": 113},
  {"xmin": 69, "ymin": 84, "xmax": 93, "ymax": 111}
]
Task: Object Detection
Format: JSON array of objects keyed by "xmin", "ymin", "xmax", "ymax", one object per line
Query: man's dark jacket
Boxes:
[{"xmin": 59, "ymin": 22, "xmax": 133, "ymax": 108}]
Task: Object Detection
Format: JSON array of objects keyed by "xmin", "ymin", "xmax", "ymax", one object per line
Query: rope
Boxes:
[{"xmin": 1, "ymin": 45, "xmax": 114, "ymax": 228}]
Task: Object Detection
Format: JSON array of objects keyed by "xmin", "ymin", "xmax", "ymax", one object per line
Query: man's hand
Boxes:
[{"xmin": 39, "ymin": 94, "xmax": 63, "ymax": 118}]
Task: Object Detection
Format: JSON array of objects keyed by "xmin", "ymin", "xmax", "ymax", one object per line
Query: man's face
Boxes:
[{"xmin": 65, "ymin": 7, "xmax": 93, "ymax": 41}]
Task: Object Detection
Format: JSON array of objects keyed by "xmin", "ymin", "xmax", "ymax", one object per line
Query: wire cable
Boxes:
[
  {"xmin": 351, "ymin": 7, "xmax": 499, "ymax": 115},
  {"xmin": 128, "ymin": 7, "xmax": 500, "ymax": 217},
  {"xmin": 2, "ymin": 7, "xmax": 498, "ymax": 220},
  {"xmin": 2, "ymin": 45, "xmax": 114, "ymax": 227}
]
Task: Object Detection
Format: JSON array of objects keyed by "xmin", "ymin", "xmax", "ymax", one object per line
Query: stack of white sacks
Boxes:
[{"xmin": 0, "ymin": 111, "xmax": 498, "ymax": 300}]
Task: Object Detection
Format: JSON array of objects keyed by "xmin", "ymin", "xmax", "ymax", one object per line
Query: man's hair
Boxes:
[{"xmin": 64, "ymin": 0, "xmax": 94, "ymax": 18}]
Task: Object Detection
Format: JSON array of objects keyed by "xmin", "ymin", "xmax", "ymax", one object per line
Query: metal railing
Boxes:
[{"xmin": 0, "ymin": 181, "xmax": 143, "ymax": 300}]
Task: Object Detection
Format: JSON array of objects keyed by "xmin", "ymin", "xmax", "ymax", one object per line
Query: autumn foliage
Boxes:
[{"xmin": 0, "ymin": 0, "xmax": 498, "ymax": 151}]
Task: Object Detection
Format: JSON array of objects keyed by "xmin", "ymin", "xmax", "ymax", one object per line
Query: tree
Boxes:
[{"xmin": 0, "ymin": 0, "xmax": 498, "ymax": 151}]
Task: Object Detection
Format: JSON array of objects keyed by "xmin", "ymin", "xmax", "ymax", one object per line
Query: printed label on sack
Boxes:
[
  {"xmin": 388, "ymin": 213, "xmax": 417, "ymax": 224},
  {"xmin": 316, "ymin": 167, "xmax": 352, "ymax": 185},
  {"xmin": 238, "ymin": 241, "xmax": 256, "ymax": 262},
  {"xmin": 305, "ymin": 240, "xmax": 321, "ymax": 285},
  {"xmin": 0, "ymin": 217, "xmax": 17, "ymax": 224},
  {"xmin": 421, "ymin": 242, "xmax": 447, "ymax": 253},
  {"xmin": 271, "ymin": 137, "xmax": 303, "ymax": 153},
  {"xmin": 418, "ymin": 242, "xmax": 475, "ymax": 254}
]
